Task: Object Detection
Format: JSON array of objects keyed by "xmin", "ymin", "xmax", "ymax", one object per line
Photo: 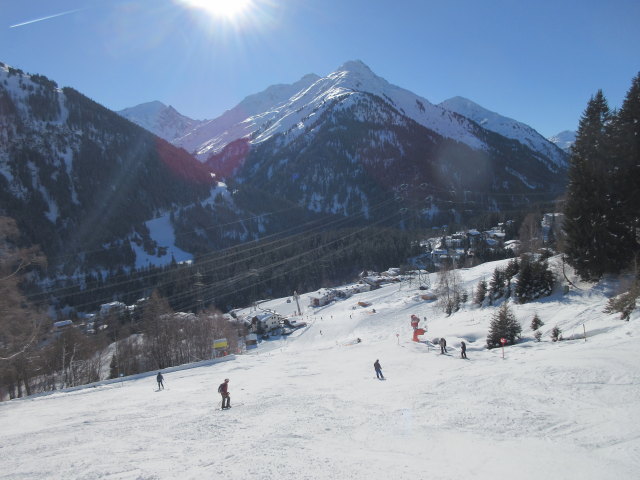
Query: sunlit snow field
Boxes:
[{"xmin": 1, "ymin": 257, "xmax": 638, "ymax": 480}]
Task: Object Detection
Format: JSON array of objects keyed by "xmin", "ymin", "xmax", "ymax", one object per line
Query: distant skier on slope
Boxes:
[
  {"xmin": 156, "ymin": 372, "xmax": 164, "ymax": 390},
  {"xmin": 439, "ymin": 337, "xmax": 447, "ymax": 354},
  {"xmin": 460, "ymin": 340, "xmax": 467, "ymax": 359},
  {"xmin": 374, "ymin": 359, "xmax": 384, "ymax": 379},
  {"xmin": 218, "ymin": 378, "xmax": 231, "ymax": 409}
]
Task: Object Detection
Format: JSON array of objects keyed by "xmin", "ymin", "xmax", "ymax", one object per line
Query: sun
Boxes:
[{"xmin": 179, "ymin": 0, "xmax": 253, "ymax": 19}]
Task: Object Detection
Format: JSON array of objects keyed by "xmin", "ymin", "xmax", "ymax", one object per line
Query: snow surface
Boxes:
[
  {"xmin": 130, "ymin": 214, "xmax": 193, "ymax": 268},
  {"xmin": 1, "ymin": 256, "xmax": 639, "ymax": 479}
]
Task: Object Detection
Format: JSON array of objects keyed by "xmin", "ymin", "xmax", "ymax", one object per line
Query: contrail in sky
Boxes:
[{"xmin": 9, "ymin": 8, "xmax": 85, "ymax": 29}]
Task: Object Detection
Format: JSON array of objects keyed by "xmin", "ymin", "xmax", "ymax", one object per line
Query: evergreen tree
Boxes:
[
  {"xmin": 488, "ymin": 267, "xmax": 505, "ymax": 303},
  {"xmin": 551, "ymin": 326, "xmax": 562, "ymax": 342},
  {"xmin": 563, "ymin": 91, "xmax": 612, "ymax": 280},
  {"xmin": 609, "ymin": 73, "xmax": 640, "ymax": 264},
  {"xmin": 486, "ymin": 302, "xmax": 522, "ymax": 348},
  {"xmin": 474, "ymin": 278, "xmax": 488, "ymax": 305}
]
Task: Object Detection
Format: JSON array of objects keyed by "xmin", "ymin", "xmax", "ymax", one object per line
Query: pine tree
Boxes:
[
  {"xmin": 488, "ymin": 267, "xmax": 505, "ymax": 303},
  {"xmin": 486, "ymin": 302, "xmax": 521, "ymax": 348},
  {"xmin": 474, "ymin": 278, "xmax": 487, "ymax": 305},
  {"xmin": 551, "ymin": 326, "xmax": 562, "ymax": 342},
  {"xmin": 609, "ymin": 73, "xmax": 640, "ymax": 264},
  {"xmin": 563, "ymin": 91, "xmax": 612, "ymax": 281}
]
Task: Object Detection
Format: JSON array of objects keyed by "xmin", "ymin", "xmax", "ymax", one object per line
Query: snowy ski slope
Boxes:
[{"xmin": 1, "ymin": 257, "xmax": 638, "ymax": 479}]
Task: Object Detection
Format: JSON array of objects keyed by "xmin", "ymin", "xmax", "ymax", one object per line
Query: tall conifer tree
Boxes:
[
  {"xmin": 563, "ymin": 91, "xmax": 612, "ymax": 280},
  {"xmin": 609, "ymin": 73, "xmax": 640, "ymax": 263}
]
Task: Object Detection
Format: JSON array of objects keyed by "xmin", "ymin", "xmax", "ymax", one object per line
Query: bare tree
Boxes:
[
  {"xmin": 436, "ymin": 264, "xmax": 463, "ymax": 316},
  {"xmin": 0, "ymin": 218, "xmax": 47, "ymax": 399},
  {"xmin": 519, "ymin": 213, "xmax": 543, "ymax": 254},
  {"xmin": 141, "ymin": 290, "xmax": 174, "ymax": 369}
]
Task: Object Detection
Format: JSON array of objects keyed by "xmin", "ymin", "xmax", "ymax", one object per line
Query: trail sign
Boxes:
[{"xmin": 500, "ymin": 338, "xmax": 507, "ymax": 345}]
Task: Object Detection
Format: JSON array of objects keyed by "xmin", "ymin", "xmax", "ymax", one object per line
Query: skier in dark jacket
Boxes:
[
  {"xmin": 439, "ymin": 337, "xmax": 447, "ymax": 354},
  {"xmin": 218, "ymin": 378, "xmax": 231, "ymax": 409},
  {"xmin": 374, "ymin": 359, "xmax": 384, "ymax": 379},
  {"xmin": 156, "ymin": 372, "xmax": 164, "ymax": 390},
  {"xmin": 460, "ymin": 340, "xmax": 467, "ymax": 359}
]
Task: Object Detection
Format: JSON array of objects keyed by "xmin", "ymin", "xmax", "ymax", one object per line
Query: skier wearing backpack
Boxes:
[
  {"xmin": 218, "ymin": 378, "xmax": 231, "ymax": 409},
  {"xmin": 156, "ymin": 372, "xmax": 164, "ymax": 390}
]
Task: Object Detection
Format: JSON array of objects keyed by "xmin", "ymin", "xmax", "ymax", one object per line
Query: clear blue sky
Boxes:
[{"xmin": 1, "ymin": 0, "xmax": 639, "ymax": 137}]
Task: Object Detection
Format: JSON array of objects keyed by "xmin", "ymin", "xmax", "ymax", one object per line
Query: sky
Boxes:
[
  {"xmin": 1, "ymin": 256, "xmax": 638, "ymax": 478},
  {"xmin": 1, "ymin": 0, "xmax": 639, "ymax": 138}
]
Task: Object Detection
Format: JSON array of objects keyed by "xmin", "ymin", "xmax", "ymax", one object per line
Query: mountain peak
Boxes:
[
  {"xmin": 337, "ymin": 59, "xmax": 373, "ymax": 74},
  {"xmin": 119, "ymin": 100, "xmax": 167, "ymax": 117}
]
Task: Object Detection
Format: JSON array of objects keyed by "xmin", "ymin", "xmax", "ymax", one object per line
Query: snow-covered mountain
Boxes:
[
  {"xmin": 439, "ymin": 96, "xmax": 568, "ymax": 170},
  {"xmin": 120, "ymin": 61, "xmax": 568, "ymax": 224},
  {"xmin": 173, "ymin": 72, "xmax": 323, "ymax": 158},
  {"xmin": 0, "ymin": 62, "xmax": 306, "ymax": 275},
  {"xmin": 548, "ymin": 130, "xmax": 576, "ymax": 153},
  {"xmin": 118, "ymin": 101, "xmax": 205, "ymax": 143},
  {"xmin": 129, "ymin": 61, "xmax": 563, "ymax": 224},
  {"xmin": 127, "ymin": 61, "xmax": 566, "ymax": 178},
  {"xmin": 173, "ymin": 61, "xmax": 492, "ymax": 159},
  {"xmin": 196, "ymin": 61, "xmax": 567, "ymax": 222}
]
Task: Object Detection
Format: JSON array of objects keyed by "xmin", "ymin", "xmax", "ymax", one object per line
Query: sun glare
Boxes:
[{"xmin": 181, "ymin": 0, "xmax": 253, "ymax": 19}]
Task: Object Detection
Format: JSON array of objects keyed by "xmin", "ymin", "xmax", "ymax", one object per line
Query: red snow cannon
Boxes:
[{"xmin": 412, "ymin": 328, "xmax": 426, "ymax": 342}]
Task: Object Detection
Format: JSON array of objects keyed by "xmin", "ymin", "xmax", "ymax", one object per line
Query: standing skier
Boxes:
[
  {"xmin": 439, "ymin": 337, "xmax": 447, "ymax": 354},
  {"xmin": 156, "ymin": 372, "xmax": 164, "ymax": 390},
  {"xmin": 374, "ymin": 359, "xmax": 384, "ymax": 379},
  {"xmin": 460, "ymin": 340, "xmax": 467, "ymax": 359},
  {"xmin": 218, "ymin": 378, "xmax": 231, "ymax": 409}
]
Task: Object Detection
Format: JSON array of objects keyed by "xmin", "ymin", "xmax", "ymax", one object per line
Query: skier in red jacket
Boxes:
[{"xmin": 218, "ymin": 378, "xmax": 231, "ymax": 409}]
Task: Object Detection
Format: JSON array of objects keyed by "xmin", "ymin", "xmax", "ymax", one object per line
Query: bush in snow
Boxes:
[
  {"xmin": 534, "ymin": 330, "xmax": 542, "ymax": 342},
  {"xmin": 530, "ymin": 313, "xmax": 544, "ymax": 331},
  {"xmin": 604, "ymin": 279, "xmax": 639, "ymax": 321},
  {"xmin": 551, "ymin": 326, "xmax": 562, "ymax": 342}
]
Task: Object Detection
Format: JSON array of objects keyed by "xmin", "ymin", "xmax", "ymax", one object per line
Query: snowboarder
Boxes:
[
  {"xmin": 439, "ymin": 337, "xmax": 447, "ymax": 354},
  {"xmin": 374, "ymin": 359, "xmax": 384, "ymax": 379},
  {"xmin": 156, "ymin": 372, "xmax": 164, "ymax": 390},
  {"xmin": 460, "ymin": 340, "xmax": 467, "ymax": 359},
  {"xmin": 218, "ymin": 378, "xmax": 231, "ymax": 409}
]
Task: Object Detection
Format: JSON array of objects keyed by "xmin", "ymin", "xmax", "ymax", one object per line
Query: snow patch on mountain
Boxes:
[{"xmin": 130, "ymin": 214, "xmax": 193, "ymax": 269}]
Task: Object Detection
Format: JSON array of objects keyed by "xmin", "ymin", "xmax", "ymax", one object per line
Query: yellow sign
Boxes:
[{"xmin": 213, "ymin": 338, "xmax": 228, "ymax": 349}]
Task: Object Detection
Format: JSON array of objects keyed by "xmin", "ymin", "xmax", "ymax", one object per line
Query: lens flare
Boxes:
[{"xmin": 179, "ymin": 0, "xmax": 253, "ymax": 19}]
